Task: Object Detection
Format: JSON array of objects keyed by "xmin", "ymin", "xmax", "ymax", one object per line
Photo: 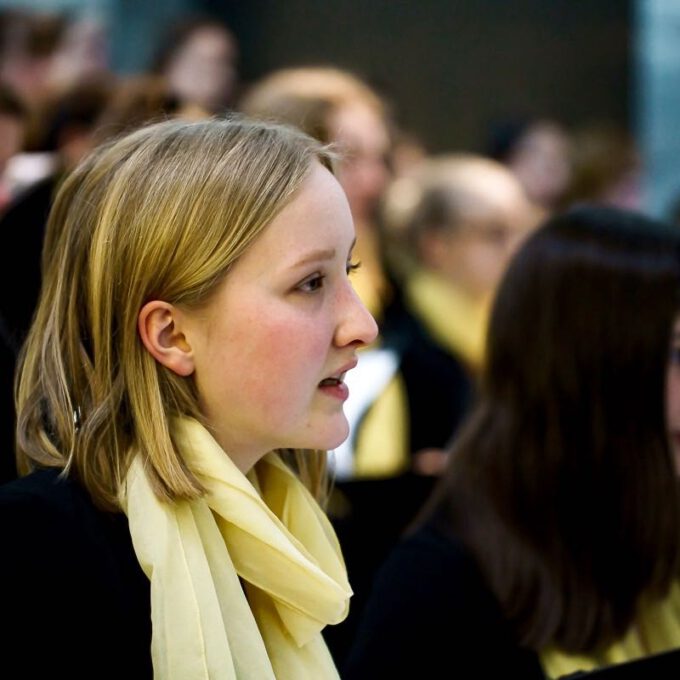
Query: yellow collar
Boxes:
[{"xmin": 406, "ymin": 268, "xmax": 490, "ymax": 372}]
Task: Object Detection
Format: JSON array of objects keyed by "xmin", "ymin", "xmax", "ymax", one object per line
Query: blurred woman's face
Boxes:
[
  {"xmin": 328, "ymin": 102, "xmax": 391, "ymax": 225},
  {"xmin": 165, "ymin": 27, "xmax": 238, "ymax": 113},
  {"xmin": 508, "ymin": 122, "xmax": 572, "ymax": 210},
  {"xmin": 666, "ymin": 317, "xmax": 680, "ymax": 473}
]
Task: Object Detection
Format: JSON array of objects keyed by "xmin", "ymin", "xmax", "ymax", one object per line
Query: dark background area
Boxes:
[{"xmin": 203, "ymin": 0, "xmax": 631, "ymax": 153}]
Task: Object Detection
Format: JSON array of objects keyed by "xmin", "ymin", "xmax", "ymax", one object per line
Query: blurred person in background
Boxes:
[
  {"xmin": 0, "ymin": 8, "xmax": 68, "ymax": 111},
  {"xmin": 380, "ymin": 153, "xmax": 539, "ymax": 476},
  {"xmin": 486, "ymin": 115, "xmax": 572, "ymax": 218},
  {"xmin": 345, "ymin": 205, "xmax": 680, "ymax": 679},
  {"xmin": 151, "ymin": 15, "xmax": 239, "ymax": 119},
  {"xmin": 390, "ymin": 125, "xmax": 427, "ymax": 179},
  {"xmin": 560, "ymin": 120, "xmax": 643, "ymax": 212},
  {"xmin": 1, "ymin": 78, "xmax": 113, "ymax": 347},
  {"xmin": 47, "ymin": 13, "xmax": 110, "ymax": 94},
  {"xmin": 92, "ymin": 73, "xmax": 182, "ymax": 143},
  {"xmin": 0, "ymin": 82, "xmax": 29, "ymax": 484},
  {"xmin": 1, "ymin": 8, "xmax": 113, "ymax": 195},
  {"xmin": 0, "ymin": 82, "xmax": 27, "ymax": 213},
  {"xmin": 0, "ymin": 78, "xmax": 113, "ymax": 484}
]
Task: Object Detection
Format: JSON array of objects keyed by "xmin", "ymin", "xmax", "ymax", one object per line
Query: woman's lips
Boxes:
[
  {"xmin": 318, "ymin": 380, "xmax": 350, "ymax": 401},
  {"xmin": 317, "ymin": 358, "xmax": 357, "ymax": 401}
]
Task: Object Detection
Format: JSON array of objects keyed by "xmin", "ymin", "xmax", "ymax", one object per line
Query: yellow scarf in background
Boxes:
[
  {"xmin": 351, "ymin": 225, "xmax": 390, "ymax": 324},
  {"xmin": 121, "ymin": 417, "xmax": 351, "ymax": 679},
  {"xmin": 405, "ymin": 268, "xmax": 490, "ymax": 373},
  {"xmin": 541, "ymin": 582, "xmax": 680, "ymax": 678}
]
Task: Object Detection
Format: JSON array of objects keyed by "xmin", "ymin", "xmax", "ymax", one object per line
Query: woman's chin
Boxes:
[{"xmin": 314, "ymin": 420, "xmax": 350, "ymax": 452}]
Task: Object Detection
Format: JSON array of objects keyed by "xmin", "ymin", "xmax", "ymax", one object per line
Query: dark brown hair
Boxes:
[
  {"xmin": 150, "ymin": 15, "xmax": 234, "ymax": 74},
  {"xmin": 425, "ymin": 204, "xmax": 680, "ymax": 653}
]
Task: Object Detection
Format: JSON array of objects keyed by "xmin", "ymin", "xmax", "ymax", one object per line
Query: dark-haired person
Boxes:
[
  {"xmin": 344, "ymin": 205, "xmax": 680, "ymax": 679},
  {"xmin": 151, "ymin": 15, "xmax": 238, "ymax": 118},
  {"xmin": 487, "ymin": 115, "xmax": 572, "ymax": 218}
]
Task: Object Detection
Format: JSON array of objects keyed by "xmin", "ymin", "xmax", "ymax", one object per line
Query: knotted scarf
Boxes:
[{"xmin": 120, "ymin": 417, "xmax": 351, "ymax": 679}]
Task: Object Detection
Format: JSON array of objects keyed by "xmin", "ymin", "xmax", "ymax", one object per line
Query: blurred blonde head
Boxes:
[
  {"xmin": 382, "ymin": 153, "xmax": 540, "ymax": 299},
  {"xmin": 241, "ymin": 66, "xmax": 391, "ymax": 224}
]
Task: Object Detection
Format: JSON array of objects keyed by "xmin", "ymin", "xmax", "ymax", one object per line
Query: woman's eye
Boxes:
[
  {"xmin": 346, "ymin": 260, "xmax": 361, "ymax": 275},
  {"xmin": 298, "ymin": 274, "xmax": 325, "ymax": 293},
  {"xmin": 671, "ymin": 347, "xmax": 680, "ymax": 365}
]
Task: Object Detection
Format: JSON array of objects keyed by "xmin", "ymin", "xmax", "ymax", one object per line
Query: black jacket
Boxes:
[
  {"xmin": 343, "ymin": 522, "xmax": 546, "ymax": 679},
  {"xmin": 0, "ymin": 469, "xmax": 152, "ymax": 678}
]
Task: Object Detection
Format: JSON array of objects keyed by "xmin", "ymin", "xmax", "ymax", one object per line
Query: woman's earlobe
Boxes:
[{"xmin": 138, "ymin": 301, "xmax": 195, "ymax": 376}]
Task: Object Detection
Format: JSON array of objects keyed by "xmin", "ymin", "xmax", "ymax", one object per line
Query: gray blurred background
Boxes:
[{"xmin": 3, "ymin": 0, "xmax": 678, "ymax": 219}]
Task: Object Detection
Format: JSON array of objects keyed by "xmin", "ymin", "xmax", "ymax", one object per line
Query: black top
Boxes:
[
  {"xmin": 0, "ymin": 469, "xmax": 152, "ymax": 678},
  {"xmin": 0, "ymin": 174, "xmax": 61, "ymax": 484},
  {"xmin": 324, "ymin": 281, "xmax": 476, "ymax": 668},
  {"xmin": 343, "ymin": 521, "xmax": 546, "ymax": 679}
]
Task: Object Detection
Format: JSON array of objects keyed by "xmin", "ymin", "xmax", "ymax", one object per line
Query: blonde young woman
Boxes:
[{"xmin": 0, "ymin": 117, "xmax": 377, "ymax": 678}]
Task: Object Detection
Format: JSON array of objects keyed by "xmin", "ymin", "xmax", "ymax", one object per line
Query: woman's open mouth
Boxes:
[{"xmin": 318, "ymin": 376, "xmax": 350, "ymax": 401}]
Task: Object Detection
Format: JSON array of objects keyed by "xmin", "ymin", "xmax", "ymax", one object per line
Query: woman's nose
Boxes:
[{"xmin": 335, "ymin": 284, "xmax": 379, "ymax": 348}]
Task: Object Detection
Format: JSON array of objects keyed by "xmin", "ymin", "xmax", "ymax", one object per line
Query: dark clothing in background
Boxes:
[
  {"xmin": 1, "ymin": 175, "xmax": 58, "ymax": 344},
  {"xmin": 325, "ymin": 473, "xmax": 437, "ymax": 665},
  {"xmin": 0, "ymin": 312, "xmax": 17, "ymax": 483},
  {"xmin": 343, "ymin": 521, "xmax": 546, "ymax": 679},
  {"xmin": 0, "ymin": 174, "xmax": 59, "ymax": 483},
  {"xmin": 324, "ymin": 286, "xmax": 476, "ymax": 667},
  {"xmin": 0, "ymin": 468, "xmax": 152, "ymax": 678}
]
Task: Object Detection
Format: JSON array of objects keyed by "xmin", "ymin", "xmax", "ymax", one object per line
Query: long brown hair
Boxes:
[{"xmin": 425, "ymin": 204, "xmax": 680, "ymax": 652}]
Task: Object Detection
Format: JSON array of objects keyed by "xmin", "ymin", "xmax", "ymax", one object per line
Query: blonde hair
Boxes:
[
  {"xmin": 380, "ymin": 154, "xmax": 536, "ymax": 278},
  {"xmin": 16, "ymin": 116, "xmax": 333, "ymax": 510},
  {"xmin": 239, "ymin": 66, "xmax": 390, "ymax": 156},
  {"xmin": 240, "ymin": 66, "xmax": 386, "ymax": 124}
]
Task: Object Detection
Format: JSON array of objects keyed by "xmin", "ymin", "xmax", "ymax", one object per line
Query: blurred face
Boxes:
[
  {"xmin": 166, "ymin": 27, "xmax": 238, "ymax": 113},
  {"xmin": 666, "ymin": 317, "xmax": 680, "ymax": 473},
  {"xmin": 423, "ymin": 173, "xmax": 536, "ymax": 300},
  {"xmin": 329, "ymin": 102, "xmax": 391, "ymax": 224},
  {"xmin": 508, "ymin": 122, "xmax": 572, "ymax": 210},
  {"xmin": 182, "ymin": 162, "xmax": 378, "ymax": 471},
  {"xmin": 438, "ymin": 217, "xmax": 516, "ymax": 299}
]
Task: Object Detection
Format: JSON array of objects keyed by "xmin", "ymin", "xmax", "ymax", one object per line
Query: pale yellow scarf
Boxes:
[{"xmin": 120, "ymin": 417, "xmax": 351, "ymax": 679}]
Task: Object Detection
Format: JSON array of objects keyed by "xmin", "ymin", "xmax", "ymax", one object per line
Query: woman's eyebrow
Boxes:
[{"xmin": 291, "ymin": 248, "xmax": 336, "ymax": 269}]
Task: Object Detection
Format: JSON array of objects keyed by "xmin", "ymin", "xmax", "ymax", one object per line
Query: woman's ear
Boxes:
[{"xmin": 138, "ymin": 301, "xmax": 195, "ymax": 376}]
